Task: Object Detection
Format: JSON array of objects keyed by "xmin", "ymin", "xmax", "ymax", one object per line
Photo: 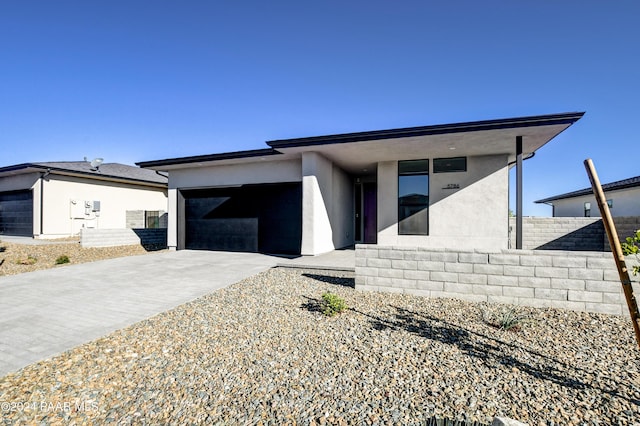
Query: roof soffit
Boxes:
[{"xmin": 275, "ymin": 123, "xmax": 572, "ymax": 174}]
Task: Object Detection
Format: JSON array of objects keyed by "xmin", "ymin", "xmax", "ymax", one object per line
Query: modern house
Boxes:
[
  {"xmin": 138, "ymin": 112, "xmax": 584, "ymax": 256},
  {"xmin": 536, "ymin": 175, "xmax": 640, "ymax": 217},
  {"xmin": 0, "ymin": 161, "xmax": 168, "ymax": 238}
]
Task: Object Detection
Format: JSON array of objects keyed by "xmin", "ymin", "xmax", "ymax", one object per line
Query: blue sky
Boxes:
[{"xmin": 1, "ymin": 1, "xmax": 638, "ymax": 216}]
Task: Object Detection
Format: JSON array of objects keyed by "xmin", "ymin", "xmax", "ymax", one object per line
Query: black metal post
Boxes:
[{"xmin": 516, "ymin": 136, "xmax": 523, "ymax": 249}]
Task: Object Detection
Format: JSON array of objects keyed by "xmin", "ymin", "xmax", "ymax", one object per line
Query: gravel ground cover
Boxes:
[
  {"xmin": 1, "ymin": 268, "xmax": 639, "ymax": 425},
  {"xmin": 0, "ymin": 239, "xmax": 160, "ymax": 276}
]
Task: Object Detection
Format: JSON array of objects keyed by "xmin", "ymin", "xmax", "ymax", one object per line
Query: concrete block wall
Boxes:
[
  {"xmin": 126, "ymin": 210, "xmax": 145, "ymax": 229},
  {"xmin": 508, "ymin": 217, "xmax": 603, "ymax": 251},
  {"xmin": 508, "ymin": 216, "xmax": 640, "ymax": 252},
  {"xmin": 125, "ymin": 210, "xmax": 168, "ymax": 229},
  {"xmin": 81, "ymin": 228, "xmax": 167, "ymax": 248},
  {"xmin": 611, "ymin": 216, "xmax": 640, "ymax": 251},
  {"xmin": 355, "ymin": 244, "xmax": 640, "ymax": 316}
]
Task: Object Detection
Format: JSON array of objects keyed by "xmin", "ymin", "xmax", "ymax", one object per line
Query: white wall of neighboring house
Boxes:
[
  {"xmin": 377, "ymin": 154, "xmax": 509, "ymax": 249},
  {"xmin": 550, "ymin": 186, "xmax": 640, "ymax": 218},
  {"xmin": 39, "ymin": 175, "xmax": 167, "ymax": 238}
]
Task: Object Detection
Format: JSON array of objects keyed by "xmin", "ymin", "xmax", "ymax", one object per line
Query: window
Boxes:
[
  {"xmin": 607, "ymin": 199, "xmax": 613, "ymax": 208},
  {"xmin": 145, "ymin": 210, "xmax": 160, "ymax": 229},
  {"xmin": 584, "ymin": 202, "xmax": 591, "ymax": 217},
  {"xmin": 433, "ymin": 157, "xmax": 467, "ymax": 173},
  {"xmin": 398, "ymin": 160, "xmax": 429, "ymax": 235}
]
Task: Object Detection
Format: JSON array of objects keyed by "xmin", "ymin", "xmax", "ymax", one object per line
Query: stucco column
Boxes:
[
  {"xmin": 301, "ymin": 152, "xmax": 335, "ymax": 256},
  {"xmin": 32, "ymin": 178, "xmax": 43, "ymax": 237},
  {"xmin": 167, "ymin": 188, "xmax": 178, "ymax": 250}
]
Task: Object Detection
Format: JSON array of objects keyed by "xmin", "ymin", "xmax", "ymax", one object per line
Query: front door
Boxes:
[
  {"xmin": 363, "ymin": 182, "xmax": 377, "ymax": 244},
  {"xmin": 355, "ymin": 180, "xmax": 377, "ymax": 244}
]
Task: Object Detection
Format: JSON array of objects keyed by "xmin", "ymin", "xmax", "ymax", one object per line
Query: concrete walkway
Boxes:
[
  {"xmin": 0, "ymin": 250, "xmax": 278, "ymax": 377},
  {"xmin": 277, "ymin": 248, "xmax": 355, "ymax": 271}
]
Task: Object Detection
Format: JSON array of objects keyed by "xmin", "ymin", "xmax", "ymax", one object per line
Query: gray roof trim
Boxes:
[
  {"xmin": 136, "ymin": 148, "xmax": 281, "ymax": 168},
  {"xmin": 266, "ymin": 112, "xmax": 585, "ymax": 149},
  {"xmin": 0, "ymin": 162, "xmax": 167, "ymax": 187},
  {"xmin": 535, "ymin": 175, "xmax": 640, "ymax": 204}
]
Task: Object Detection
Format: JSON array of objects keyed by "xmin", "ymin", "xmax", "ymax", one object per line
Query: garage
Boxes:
[
  {"xmin": 0, "ymin": 190, "xmax": 33, "ymax": 236},
  {"xmin": 182, "ymin": 182, "xmax": 302, "ymax": 255}
]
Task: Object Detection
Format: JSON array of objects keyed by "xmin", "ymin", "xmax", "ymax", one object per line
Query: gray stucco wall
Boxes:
[
  {"xmin": 355, "ymin": 244, "xmax": 639, "ymax": 316},
  {"xmin": 377, "ymin": 155, "xmax": 509, "ymax": 249},
  {"xmin": 331, "ymin": 164, "xmax": 354, "ymax": 249}
]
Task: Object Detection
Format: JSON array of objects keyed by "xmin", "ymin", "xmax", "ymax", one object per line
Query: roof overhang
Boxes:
[
  {"xmin": 0, "ymin": 163, "xmax": 167, "ymax": 189},
  {"xmin": 267, "ymin": 112, "xmax": 584, "ymax": 174},
  {"xmin": 136, "ymin": 148, "xmax": 293, "ymax": 171},
  {"xmin": 137, "ymin": 112, "xmax": 584, "ymax": 174}
]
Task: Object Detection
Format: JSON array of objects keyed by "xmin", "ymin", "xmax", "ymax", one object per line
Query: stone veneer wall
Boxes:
[{"xmin": 355, "ymin": 244, "xmax": 640, "ymax": 316}]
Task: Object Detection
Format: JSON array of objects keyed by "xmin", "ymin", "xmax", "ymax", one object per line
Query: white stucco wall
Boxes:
[
  {"xmin": 301, "ymin": 153, "xmax": 335, "ymax": 255},
  {"xmin": 167, "ymin": 188, "xmax": 179, "ymax": 250},
  {"xmin": 551, "ymin": 186, "xmax": 640, "ymax": 218},
  {"xmin": 300, "ymin": 153, "xmax": 354, "ymax": 256},
  {"xmin": 40, "ymin": 175, "xmax": 167, "ymax": 238},
  {"xmin": 377, "ymin": 154, "xmax": 509, "ymax": 249}
]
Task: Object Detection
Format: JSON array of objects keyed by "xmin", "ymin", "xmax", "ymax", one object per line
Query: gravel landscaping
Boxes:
[
  {"xmin": 0, "ymin": 239, "xmax": 161, "ymax": 276},
  {"xmin": 1, "ymin": 267, "xmax": 639, "ymax": 425}
]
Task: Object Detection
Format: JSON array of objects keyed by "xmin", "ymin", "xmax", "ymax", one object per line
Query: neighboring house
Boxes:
[
  {"xmin": 536, "ymin": 175, "xmax": 640, "ymax": 217},
  {"xmin": 138, "ymin": 112, "xmax": 584, "ymax": 256},
  {"xmin": 0, "ymin": 161, "xmax": 168, "ymax": 238}
]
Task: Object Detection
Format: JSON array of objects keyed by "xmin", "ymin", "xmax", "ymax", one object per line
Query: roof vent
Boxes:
[{"xmin": 90, "ymin": 158, "xmax": 103, "ymax": 171}]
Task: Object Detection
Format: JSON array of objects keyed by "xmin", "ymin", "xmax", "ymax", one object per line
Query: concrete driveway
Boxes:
[{"xmin": 0, "ymin": 250, "xmax": 278, "ymax": 377}]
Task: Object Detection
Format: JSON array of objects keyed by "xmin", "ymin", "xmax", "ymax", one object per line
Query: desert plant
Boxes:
[
  {"xmin": 621, "ymin": 230, "xmax": 640, "ymax": 276},
  {"xmin": 17, "ymin": 255, "xmax": 37, "ymax": 265},
  {"xmin": 424, "ymin": 417, "xmax": 487, "ymax": 426},
  {"xmin": 321, "ymin": 292, "xmax": 347, "ymax": 317},
  {"xmin": 482, "ymin": 306, "xmax": 530, "ymax": 331},
  {"xmin": 55, "ymin": 255, "xmax": 70, "ymax": 265}
]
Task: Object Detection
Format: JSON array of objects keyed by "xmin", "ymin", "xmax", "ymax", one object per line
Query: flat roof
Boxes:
[{"xmin": 536, "ymin": 174, "xmax": 640, "ymax": 204}]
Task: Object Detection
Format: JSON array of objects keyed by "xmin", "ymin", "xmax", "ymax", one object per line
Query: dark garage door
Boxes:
[
  {"xmin": 0, "ymin": 190, "xmax": 33, "ymax": 236},
  {"xmin": 183, "ymin": 183, "xmax": 302, "ymax": 255}
]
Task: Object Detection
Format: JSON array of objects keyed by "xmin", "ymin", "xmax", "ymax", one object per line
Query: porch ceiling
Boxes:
[{"xmin": 272, "ymin": 122, "xmax": 574, "ymax": 174}]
